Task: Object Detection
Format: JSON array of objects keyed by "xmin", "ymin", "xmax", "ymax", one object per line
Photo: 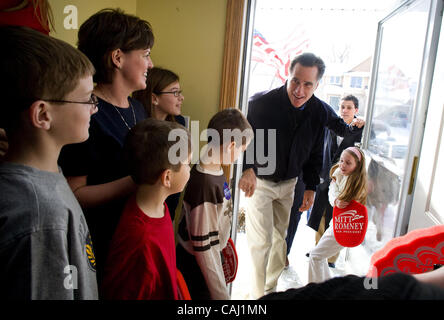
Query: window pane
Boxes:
[
  {"xmin": 351, "ymin": 76, "xmax": 362, "ymax": 88},
  {"xmin": 329, "ymin": 96, "xmax": 340, "ymax": 111},
  {"xmin": 366, "ymin": 0, "xmax": 431, "ymax": 246},
  {"xmin": 368, "ymin": 0, "xmax": 430, "ymax": 174}
]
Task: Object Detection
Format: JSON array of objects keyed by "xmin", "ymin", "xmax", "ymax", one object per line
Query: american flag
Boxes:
[{"xmin": 252, "ymin": 27, "xmax": 310, "ymax": 83}]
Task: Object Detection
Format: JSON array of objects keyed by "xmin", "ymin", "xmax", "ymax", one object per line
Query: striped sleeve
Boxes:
[{"xmin": 188, "ymin": 202, "xmax": 229, "ymax": 299}]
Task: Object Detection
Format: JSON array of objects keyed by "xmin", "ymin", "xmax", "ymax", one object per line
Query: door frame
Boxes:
[{"xmin": 409, "ymin": 3, "xmax": 444, "ymax": 231}]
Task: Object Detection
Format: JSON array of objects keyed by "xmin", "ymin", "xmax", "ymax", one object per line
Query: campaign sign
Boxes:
[
  {"xmin": 222, "ymin": 238, "xmax": 238, "ymax": 284},
  {"xmin": 333, "ymin": 200, "xmax": 368, "ymax": 247}
]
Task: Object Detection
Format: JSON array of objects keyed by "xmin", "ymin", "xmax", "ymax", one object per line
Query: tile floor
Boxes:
[{"xmin": 230, "ymin": 212, "xmax": 374, "ymax": 300}]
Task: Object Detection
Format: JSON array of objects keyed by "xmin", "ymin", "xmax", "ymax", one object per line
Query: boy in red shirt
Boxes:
[{"xmin": 101, "ymin": 119, "xmax": 191, "ymax": 299}]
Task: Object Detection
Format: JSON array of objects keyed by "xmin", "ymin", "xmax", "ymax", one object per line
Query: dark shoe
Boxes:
[{"xmin": 328, "ymin": 262, "xmax": 336, "ymax": 268}]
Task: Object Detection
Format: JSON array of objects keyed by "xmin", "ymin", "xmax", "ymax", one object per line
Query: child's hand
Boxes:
[{"xmin": 335, "ymin": 199, "xmax": 350, "ymax": 209}]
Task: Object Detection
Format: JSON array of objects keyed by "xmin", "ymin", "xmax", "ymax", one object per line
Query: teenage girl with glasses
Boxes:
[{"xmin": 133, "ymin": 67, "xmax": 187, "ymax": 219}]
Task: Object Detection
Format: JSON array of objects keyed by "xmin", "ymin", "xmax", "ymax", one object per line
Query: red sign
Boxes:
[{"xmin": 333, "ymin": 200, "xmax": 368, "ymax": 247}]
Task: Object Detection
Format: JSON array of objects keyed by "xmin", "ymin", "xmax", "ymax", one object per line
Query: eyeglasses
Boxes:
[
  {"xmin": 157, "ymin": 90, "xmax": 183, "ymax": 97},
  {"xmin": 40, "ymin": 94, "xmax": 99, "ymax": 110}
]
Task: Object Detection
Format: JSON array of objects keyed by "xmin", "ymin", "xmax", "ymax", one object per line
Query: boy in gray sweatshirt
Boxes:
[{"xmin": 0, "ymin": 26, "xmax": 98, "ymax": 299}]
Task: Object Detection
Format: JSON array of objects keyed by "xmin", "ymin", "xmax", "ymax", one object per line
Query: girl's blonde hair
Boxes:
[{"xmin": 329, "ymin": 147, "xmax": 367, "ymax": 205}]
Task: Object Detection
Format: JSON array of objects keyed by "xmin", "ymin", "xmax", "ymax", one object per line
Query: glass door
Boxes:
[
  {"xmin": 362, "ymin": 0, "xmax": 443, "ymax": 253},
  {"xmin": 409, "ymin": 9, "xmax": 444, "ymax": 231}
]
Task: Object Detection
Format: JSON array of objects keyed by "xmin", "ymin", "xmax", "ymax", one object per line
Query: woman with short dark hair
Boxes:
[{"xmin": 58, "ymin": 8, "xmax": 155, "ymax": 290}]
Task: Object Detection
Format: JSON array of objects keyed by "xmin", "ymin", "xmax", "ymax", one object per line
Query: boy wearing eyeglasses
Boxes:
[{"xmin": 0, "ymin": 26, "xmax": 98, "ymax": 299}]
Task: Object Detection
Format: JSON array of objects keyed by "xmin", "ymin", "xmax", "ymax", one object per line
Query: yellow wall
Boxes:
[
  {"xmin": 48, "ymin": 0, "xmax": 137, "ymax": 47},
  {"xmin": 48, "ymin": 0, "xmax": 227, "ymax": 135},
  {"xmin": 136, "ymin": 0, "xmax": 227, "ymax": 131}
]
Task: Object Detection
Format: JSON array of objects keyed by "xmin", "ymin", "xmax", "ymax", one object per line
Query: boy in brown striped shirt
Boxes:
[{"xmin": 176, "ymin": 108, "xmax": 252, "ymax": 300}]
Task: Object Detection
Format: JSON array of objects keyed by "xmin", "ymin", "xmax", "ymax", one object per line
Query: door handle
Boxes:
[{"xmin": 408, "ymin": 156, "xmax": 419, "ymax": 195}]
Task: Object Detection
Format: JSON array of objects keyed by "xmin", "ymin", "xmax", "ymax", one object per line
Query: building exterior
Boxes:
[{"xmin": 318, "ymin": 57, "xmax": 372, "ymax": 115}]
